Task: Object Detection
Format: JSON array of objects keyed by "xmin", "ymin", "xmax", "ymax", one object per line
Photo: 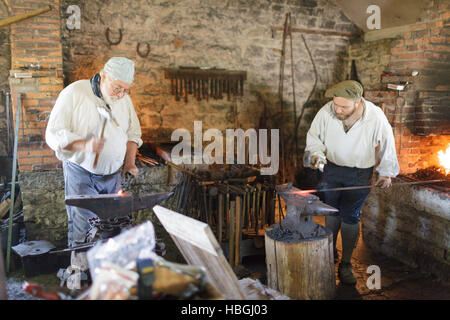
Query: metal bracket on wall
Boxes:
[
  {"xmin": 105, "ymin": 28, "xmax": 123, "ymax": 46},
  {"xmin": 136, "ymin": 42, "xmax": 150, "ymax": 58}
]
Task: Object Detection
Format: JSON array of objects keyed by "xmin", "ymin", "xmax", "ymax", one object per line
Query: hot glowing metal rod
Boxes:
[{"xmin": 295, "ymin": 179, "xmax": 446, "ymax": 195}]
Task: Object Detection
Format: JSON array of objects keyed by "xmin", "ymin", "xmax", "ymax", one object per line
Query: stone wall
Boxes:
[
  {"xmin": 347, "ymin": 39, "xmax": 394, "ymax": 90},
  {"xmin": 362, "ymin": 182, "xmax": 450, "ymax": 284},
  {"xmin": 60, "ymin": 0, "xmax": 360, "ymax": 178}
]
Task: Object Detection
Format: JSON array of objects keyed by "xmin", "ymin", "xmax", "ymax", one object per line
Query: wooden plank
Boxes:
[
  {"xmin": 271, "ymin": 26, "xmax": 357, "ymax": 38},
  {"xmin": 154, "ymin": 205, "xmax": 219, "ymax": 256},
  {"xmin": 0, "ymin": 5, "xmax": 52, "ymax": 28},
  {"xmin": 364, "ymin": 24, "xmax": 410, "ymax": 42},
  {"xmin": 153, "ymin": 205, "xmax": 247, "ymax": 300}
]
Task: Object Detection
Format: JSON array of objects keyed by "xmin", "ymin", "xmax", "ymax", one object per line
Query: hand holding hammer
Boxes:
[{"xmin": 93, "ymin": 105, "xmax": 117, "ymax": 168}]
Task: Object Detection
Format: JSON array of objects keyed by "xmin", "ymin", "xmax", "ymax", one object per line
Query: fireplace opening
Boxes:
[{"xmin": 401, "ymin": 143, "xmax": 450, "ymax": 193}]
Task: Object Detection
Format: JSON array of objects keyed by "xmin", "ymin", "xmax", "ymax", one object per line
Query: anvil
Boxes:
[
  {"xmin": 65, "ymin": 191, "xmax": 174, "ymax": 220},
  {"xmin": 276, "ymin": 183, "xmax": 338, "ymax": 238}
]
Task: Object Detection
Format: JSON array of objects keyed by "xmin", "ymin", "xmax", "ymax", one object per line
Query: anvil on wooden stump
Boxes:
[
  {"xmin": 275, "ymin": 183, "xmax": 338, "ymax": 239},
  {"xmin": 265, "ymin": 183, "xmax": 338, "ymax": 300}
]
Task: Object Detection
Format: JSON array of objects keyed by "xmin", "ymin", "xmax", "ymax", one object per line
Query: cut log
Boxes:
[{"xmin": 265, "ymin": 225, "xmax": 335, "ymax": 300}]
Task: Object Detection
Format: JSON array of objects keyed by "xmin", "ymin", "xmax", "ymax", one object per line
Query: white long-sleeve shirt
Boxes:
[
  {"xmin": 45, "ymin": 79, "xmax": 143, "ymax": 175},
  {"xmin": 305, "ymin": 98, "xmax": 400, "ymax": 177}
]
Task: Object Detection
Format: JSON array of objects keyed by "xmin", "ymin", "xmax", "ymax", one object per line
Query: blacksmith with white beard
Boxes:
[
  {"xmin": 46, "ymin": 57, "xmax": 142, "ymax": 248},
  {"xmin": 304, "ymin": 80, "xmax": 399, "ymax": 285}
]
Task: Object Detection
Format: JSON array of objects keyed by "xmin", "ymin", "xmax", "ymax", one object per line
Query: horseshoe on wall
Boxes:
[
  {"xmin": 105, "ymin": 28, "xmax": 123, "ymax": 45},
  {"xmin": 137, "ymin": 42, "xmax": 150, "ymax": 58}
]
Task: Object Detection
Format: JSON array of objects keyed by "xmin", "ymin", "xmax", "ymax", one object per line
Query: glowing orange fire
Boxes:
[
  {"xmin": 438, "ymin": 144, "xmax": 450, "ymax": 175},
  {"xmin": 293, "ymin": 190, "xmax": 315, "ymax": 196},
  {"xmin": 117, "ymin": 189, "xmax": 125, "ymax": 196}
]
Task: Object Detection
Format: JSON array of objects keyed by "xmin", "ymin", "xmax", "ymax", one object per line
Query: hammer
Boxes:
[{"xmin": 93, "ymin": 105, "xmax": 118, "ymax": 168}]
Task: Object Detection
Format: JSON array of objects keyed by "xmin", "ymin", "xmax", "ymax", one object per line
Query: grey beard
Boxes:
[{"xmin": 100, "ymin": 83, "xmax": 119, "ymax": 105}]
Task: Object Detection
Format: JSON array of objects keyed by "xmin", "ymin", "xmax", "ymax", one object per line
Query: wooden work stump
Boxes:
[{"xmin": 265, "ymin": 225, "xmax": 335, "ymax": 300}]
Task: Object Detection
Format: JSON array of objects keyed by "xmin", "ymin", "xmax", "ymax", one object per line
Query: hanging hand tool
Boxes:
[
  {"xmin": 251, "ymin": 187, "xmax": 256, "ymax": 232},
  {"xmin": 218, "ymin": 193, "xmax": 224, "ymax": 243},
  {"xmin": 183, "ymin": 79, "xmax": 188, "ymax": 103},
  {"xmin": 261, "ymin": 190, "xmax": 267, "ymax": 230},
  {"xmin": 255, "ymin": 186, "xmax": 261, "ymax": 234},
  {"xmin": 234, "ymin": 196, "xmax": 241, "ymax": 265},
  {"xmin": 179, "ymin": 78, "xmax": 184, "ymax": 102},
  {"xmin": 175, "ymin": 78, "xmax": 179, "ymax": 101},
  {"xmin": 229, "ymin": 200, "xmax": 235, "ymax": 266}
]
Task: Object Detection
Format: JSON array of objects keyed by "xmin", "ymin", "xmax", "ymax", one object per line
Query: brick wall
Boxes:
[
  {"xmin": 361, "ymin": 0, "xmax": 450, "ymax": 283},
  {"xmin": 0, "ymin": 1, "xmax": 11, "ymax": 157},
  {"xmin": 383, "ymin": 0, "xmax": 449, "ymax": 174},
  {"xmin": 352, "ymin": 0, "xmax": 449, "ymax": 175},
  {"xmin": 8, "ymin": 0, "xmax": 63, "ymax": 172}
]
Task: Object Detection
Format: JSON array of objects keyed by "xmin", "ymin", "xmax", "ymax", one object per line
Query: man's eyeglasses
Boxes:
[
  {"xmin": 111, "ymin": 84, "xmax": 130, "ymax": 95},
  {"xmin": 107, "ymin": 76, "xmax": 131, "ymax": 95}
]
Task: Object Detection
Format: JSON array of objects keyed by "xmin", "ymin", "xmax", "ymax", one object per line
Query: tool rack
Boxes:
[{"xmin": 172, "ymin": 169, "xmax": 278, "ymax": 266}]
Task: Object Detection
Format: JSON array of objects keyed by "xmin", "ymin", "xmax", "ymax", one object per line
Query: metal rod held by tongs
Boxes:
[{"xmin": 295, "ymin": 179, "xmax": 446, "ymax": 195}]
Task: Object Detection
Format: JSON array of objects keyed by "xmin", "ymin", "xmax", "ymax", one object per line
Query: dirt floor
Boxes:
[
  {"xmin": 4, "ymin": 216, "xmax": 450, "ymax": 300},
  {"xmin": 238, "ymin": 216, "xmax": 450, "ymax": 300}
]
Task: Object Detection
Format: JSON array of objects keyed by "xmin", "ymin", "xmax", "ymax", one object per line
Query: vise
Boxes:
[{"xmin": 275, "ymin": 183, "xmax": 338, "ymax": 239}]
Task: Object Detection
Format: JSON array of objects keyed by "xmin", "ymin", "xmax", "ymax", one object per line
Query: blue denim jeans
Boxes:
[
  {"xmin": 319, "ymin": 162, "xmax": 374, "ymax": 225},
  {"xmin": 63, "ymin": 161, "xmax": 121, "ymax": 247}
]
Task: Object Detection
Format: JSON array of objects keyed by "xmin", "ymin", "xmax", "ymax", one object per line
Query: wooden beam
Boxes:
[
  {"xmin": 364, "ymin": 24, "xmax": 410, "ymax": 42},
  {"xmin": 153, "ymin": 205, "xmax": 248, "ymax": 299},
  {"xmin": 271, "ymin": 26, "xmax": 359, "ymax": 38},
  {"xmin": 0, "ymin": 5, "xmax": 52, "ymax": 28}
]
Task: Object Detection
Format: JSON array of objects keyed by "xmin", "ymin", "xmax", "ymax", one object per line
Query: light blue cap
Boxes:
[{"xmin": 103, "ymin": 57, "xmax": 135, "ymax": 84}]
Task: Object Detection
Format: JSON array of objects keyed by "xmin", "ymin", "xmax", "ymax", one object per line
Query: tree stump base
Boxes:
[{"xmin": 265, "ymin": 224, "xmax": 335, "ymax": 300}]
